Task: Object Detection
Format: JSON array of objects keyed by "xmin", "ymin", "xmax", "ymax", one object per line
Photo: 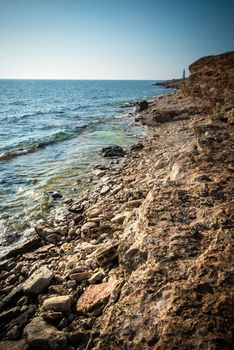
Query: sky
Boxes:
[{"xmin": 0, "ymin": 0, "xmax": 233, "ymax": 79}]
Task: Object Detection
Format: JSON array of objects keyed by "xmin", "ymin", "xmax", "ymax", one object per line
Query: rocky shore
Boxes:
[{"xmin": 0, "ymin": 51, "xmax": 233, "ymax": 350}]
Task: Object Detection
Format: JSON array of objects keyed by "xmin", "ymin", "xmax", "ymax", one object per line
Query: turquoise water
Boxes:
[{"xmin": 0, "ymin": 80, "xmax": 167, "ymax": 247}]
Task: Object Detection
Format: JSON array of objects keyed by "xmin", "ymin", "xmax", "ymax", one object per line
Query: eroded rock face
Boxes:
[{"xmin": 182, "ymin": 51, "xmax": 234, "ymax": 122}]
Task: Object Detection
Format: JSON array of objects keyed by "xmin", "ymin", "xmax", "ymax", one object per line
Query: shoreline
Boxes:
[
  {"xmin": 0, "ymin": 52, "xmax": 233, "ymax": 350},
  {"xmin": 0, "ymin": 99, "xmax": 155, "ymax": 261}
]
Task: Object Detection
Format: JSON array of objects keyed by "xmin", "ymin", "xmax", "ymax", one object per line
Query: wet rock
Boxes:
[
  {"xmin": 42, "ymin": 295, "xmax": 72, "ymax": 313},
  {"xmin": 24, "ymin": 316, "xmax": 67, "ymax": 350},
  {"xmin": 102, "ymin": 145, "xmax": 125, "ymax": 158},
  {"xmin": 136, "ymin": 100, "xmax": 149, "ymax": 112},
  {"xmin": 35, "ymin": 222, "xmax": 57, "ymax": 238},
  {"xmin": 0, "ymin": 339, "xmax": 28, "ymax": 350},
  {"xmin": 23, "ymin": 266, "xmax": 54, "ymax": 294},
  {"xmin": 76, "ymin": 279, "xmax": 117, "ymax": 315},
  {"xmin": 0, "ymin": 235, "xmax": 42, "ymax": 260}
]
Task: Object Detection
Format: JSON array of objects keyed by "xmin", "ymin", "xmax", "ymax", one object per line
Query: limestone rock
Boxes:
[
  {"xmin": 23, "ymin": 266, "xmax": 53, "ymax": 294},
  {"xmin": 42, "ymin": 295, "xmax": 72, "ymax": 313}
]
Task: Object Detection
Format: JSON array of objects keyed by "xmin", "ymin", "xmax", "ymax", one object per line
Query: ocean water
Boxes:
[{"xmin": 0, "ymin": 79, "xmax": 167, "ymax": 250}]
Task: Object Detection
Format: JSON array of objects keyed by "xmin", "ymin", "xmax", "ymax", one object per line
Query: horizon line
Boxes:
[{"xmin": 0, "ymin": 77, "xmax": 176, "ymax": 81}]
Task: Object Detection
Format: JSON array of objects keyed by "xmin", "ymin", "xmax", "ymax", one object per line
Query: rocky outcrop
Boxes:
[
  {"xmin": 0, "ymin": 52, "xmax": 233, "ymax": 349},
  {"xmin": 182, "ymin": 51, "xmax": 234, "ymax": 122}
]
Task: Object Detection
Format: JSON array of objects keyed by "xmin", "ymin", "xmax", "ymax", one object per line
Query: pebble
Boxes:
[
  {"xmin": 70, "ymin": 272, "xmax": 92, "ymax": 282},
  {"xmin": 88, "ymin": 271, "xmax": 104, "ymax": 284}
]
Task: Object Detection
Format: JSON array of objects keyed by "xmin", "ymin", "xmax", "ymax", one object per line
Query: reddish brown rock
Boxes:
[{"xmin": 76, "ymin": 279, "xmax": 117, "ymax": 316}]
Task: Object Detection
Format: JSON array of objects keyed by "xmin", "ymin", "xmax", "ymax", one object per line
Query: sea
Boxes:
[{"xmin": 0, "ymin": 79, "xmax": 167, "ymax": 254}]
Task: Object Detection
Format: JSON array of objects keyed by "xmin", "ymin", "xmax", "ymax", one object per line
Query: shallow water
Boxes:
[{"xmin": 0, "ymin": 79, "xmax": 167, "ymax": 249}]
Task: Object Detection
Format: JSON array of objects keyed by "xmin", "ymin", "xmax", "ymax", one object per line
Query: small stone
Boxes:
[
  {"xmin": 65, "ymin": 280, "xmax": 76, "ymax": 289},
  {"xmin": 88, "ymin": 272, "xmax": 104, "ymax": 284},
  {"xmin": 42, "ymin": 295, "xmax": 72, "ymax": 313},
  {"xmin": 100, "ymin": 186, "xmax": 110, "ymax": 195},
  {"xmin": 56, "ymin": 226, "xmax": 67, "ymax": 235},
  {"xmin": 111, "ymin": 213, "xmax": 127, "ymax": 224},
  {"xmin": 81, "ymin": 221, "xmax": 97, "ymax": 234},
  {"xmin": 70, "ymin": 272, "xmax": 92, "ymax": 282},
  {"xmin": 85, "ymin": 208, "xmax": 102, "ymax": 218},
  {"xmin": 23, "ymin": 266, "xmax": 54, "ymax": 294}
]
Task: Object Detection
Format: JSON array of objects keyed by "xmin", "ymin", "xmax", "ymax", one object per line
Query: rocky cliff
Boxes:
[
  {"xmin": 0, "ymin": 52, "xmax": 233, "ymax": 350},
  {"xmin": 182, "ymin": 51, "xmax": 234, "ymax": 122}
]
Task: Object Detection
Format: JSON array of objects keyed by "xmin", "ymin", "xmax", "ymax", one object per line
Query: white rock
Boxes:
[
  {"xmin": 42, "ymin": 295, "xmax": 72, "ymax": 313},
  {"xmin": 23, "ymin": 266, "xmax": 53, "ymax": 294}
]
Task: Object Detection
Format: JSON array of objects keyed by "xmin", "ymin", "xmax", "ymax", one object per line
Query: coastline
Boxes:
[{"xmin": 0, "ymin": 52, "xmax": 233, "ymax": 350}]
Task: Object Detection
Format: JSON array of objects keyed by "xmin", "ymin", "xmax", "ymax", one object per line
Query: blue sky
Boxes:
[{"xmin": 0, "ymin": 0, "xmax": 233, "ymax": 79}]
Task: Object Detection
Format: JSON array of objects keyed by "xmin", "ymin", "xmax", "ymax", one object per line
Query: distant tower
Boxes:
[{"xmin": 182, "ymin": 69, "xmax": 186, "ymax": 79}]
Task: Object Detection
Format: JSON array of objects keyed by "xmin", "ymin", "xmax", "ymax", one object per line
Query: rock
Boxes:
[
  {"xmin": 70, "ymin": 272, "xmax": 92, "ymax": 282},
  {"xmin": 88, "ymin": 271, "xmax": 104, "ymax": 284},
  {"xmin": 0, "ymin": 235, "xmax": 42, "ymax": 260},
  {"xmin": 85, "ymin": 208, "xmax": 102, "ymax": 218},
  {"xmin": 35, "ymin": 222, "xmax": 57, "ymax": 239},
  {"xmin": 95, "ymin": 243, "xmax": 119, "ymax": 267},
  {"xmin": 0, "ymin": 284, "xmax": 22, "ymax": 312},
  {"xmin": 0, "ymin": 339, "xmax": 28, "ymax": 350},
  {"xmin": 81, "ymin": 221, "xmax": 97, "ymax": 234},
  {"xmin": 1, "ymin": 305, "xmax": 35, "ymax": 340},
  {"xmin": 130, "ymin": 142, "xmax": 144, "ymax": 152},
  {"xmin": 23, "ymin": 266, "xmax": 54, "ymax": 294},
  {"xmin": 42, "ymin": 295, "xmax": 72, "ymax": 313},
  {"xmin": 102, "ymin": 145, "xmax": 125, "ymax": 158},
  {"xmin": 0, "ymin": 307, "xmax": 21, "ymax": 328},
  {"xmin": 92, "ymin": 169, "xmax": 106, "ymax": 177},
  {"xmin": 24, "ymin": 317, "xmax": 67, "ymax": 350},
  {"xmin": 46, "ymin": 234, "xmax": 61, "ymax": 244},
  {"xmin": 136, "ymin": 100, "xmax": 149, "ymax": 112},
  {"xmin": 111, "ymin": 212, "xmax": 128, "ymax": 225},
  {"xmin": 100, "ymin": 185, "xmax": 110, "ymax": 195},
  {"xmin": 76, "ymin": 279, "xmax": 117, "ymax": 315},
  {"xmin": 80, "ymin": 222, "xmax": 98, "ymax": 240},
  {"xmin": 64, "ymin": 280, "xmax": 76, "ymax": 289}
]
